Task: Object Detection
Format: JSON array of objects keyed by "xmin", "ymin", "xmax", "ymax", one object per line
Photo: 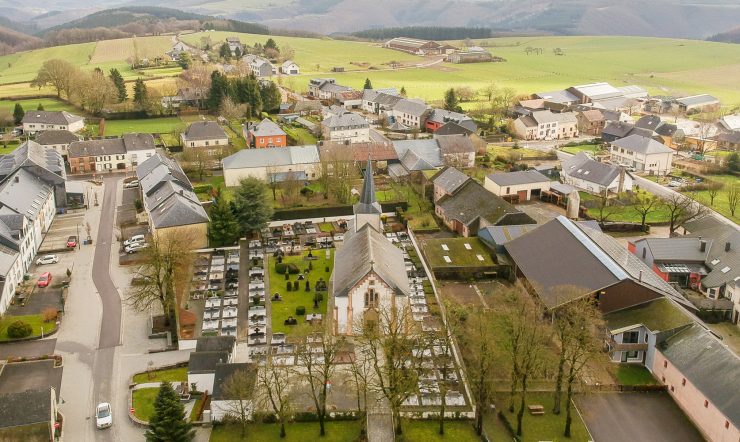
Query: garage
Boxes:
[{"xmin": 484, "ymin": 170, "xmax": 551, "ymax": 202}]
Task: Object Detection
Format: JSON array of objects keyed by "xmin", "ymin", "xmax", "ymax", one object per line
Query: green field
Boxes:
[
  {"xmin": 561, "ymin": 144, "xmax": 603, "ymax": 155},
  {"xmin": 399, "ymin": 419, "xmax": 479, "ymax": 441},
  {"xmin": 101, "ymin": 117, "xmax": 185, "ymax": 136},
  {"xmin": 0, "ymin": 98, "xmax": 79, "ymax": 115},
  {"xmin": 0, "ymin": 42, "xmax": 97, "ymax": 84}
]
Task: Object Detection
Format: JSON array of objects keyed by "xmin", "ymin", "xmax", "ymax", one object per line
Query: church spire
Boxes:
[{"xmin": 353, "ymin": 157, "xmax": 382, "ymax": 215}]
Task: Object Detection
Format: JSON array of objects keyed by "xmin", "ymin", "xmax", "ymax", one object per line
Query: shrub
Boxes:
[
  {"xmin": 42, "ymin": 307, "xmax": 58, "ymax": 322},
  {"xmin": 7, "ymin": 320, "xmax": 33, "ymax": 339},
  {"xmin": 308, "ymin": 262, "xmax": 313, "ymax": 270},
  {"xmin": 192, "ymin": 184, "xmax": 213, "ymax": 194},
  {"xmin": 296, "ymin": 306, "xmax": 306, "ymax": 316},
  {"xmin": 277, "ymin": 262, "xmax": 300, "ymax": 274},
  {"xmin": 275, "ymin": 262, "xmax": 287, "ymax": 274},
  {"xmin": 134, "ymin": 199, "xmax": 143, "ymax": 211}
]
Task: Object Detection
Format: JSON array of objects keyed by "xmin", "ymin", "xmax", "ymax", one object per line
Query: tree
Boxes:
[
  {"xmin": 594, "ymin": 192, "xmax": 616, "ymax": 224},
  {"xmin": 265, "ymin": 38, "xmax": 279, "ymax": 52},
  {"xmin": 706, "ymin": 182, "xmax": 724, "ymax": 206},
  {"xmin": 126, "ymin": 231, "xmax": 195, "ymax": 335},
  {"xmin": 448, "ymin": 304, "xmax": 498, "ymax": 435},
  {"xmin": 233, "ymin": 177, "xmax": 274, "ymax": 236},
  {"xmin": 177, "ymin": 52, "xmax": 192, "ymax": 69},
  {"xmin": 499, "ymin": 289, "xmax": 549, "ymax": 437},
  {"xmin": 219, "ymin": 96, "xmax": 245, "ymax": 121},
  {"xmin": 355, "ymin": 305, "xmax": 420, "ymax": 436},
  {"xmin": 208, "ymin": 189, "xmax": 240, "ymax": 247},
  {"xmin": 348, "ymin": 342, "xmax": 375, "ymax": 436},
  {"xmin": 363, "ymin": 78, "xmax": 373, "ymax": 89},
  {"xmin": 219, "ymin": 42, "xmax": 232, "ymax": 60},
  {"xmin": 109, "ymin": 68, "xmax": 127, "ymax": 102},
  {"xmin": 321, "ymin": 144, "xmax": 357, "ymax": 204},
  {"xmin": 73, "ymin": 70, "xmax": 117, "ymax": 114},
  {"xmin": 234, "ymin": 46, "xmax": 242, "ymax": 58},
  {"xmin": 444, "ymin": 88, "xmax": 460, "ymax": 112},
  {"xmin": 728, "ymin": 185, "xmax": 739, "ymax": 217},
  {"xmin": 133, "ymin": 79, "xmax": 148, "ymax": 110},
  {"xmin": 30, "ymin": 59, "xmax": 76, "ymax": 98},
  {"xmin": 13, "ymin": 103, "xmax": 24, "ymax": 125},
  {"xmin": 632, "ymin": 191, "xmax": 660, "ymax": 231},
  {"xmin": 145, "ymin": 382, "xmax": 195, "ymax": 442},
  {"xmin": 180, "ymin": 64, "xmax": 213, "ymax": 109},
  {"xmin": 220, "ymin": 367, "xmax": 257, "ymax": 437},
  {"xmin": 36, "ymin": 102, "xmax": 44, "ymax": 111},
  {"xmin": 663, "ymin": 192, "xmax": 708, "ymax": 234},
  {"xmin": 727, "ymin": 152, "xmax": 740, "ymax": 173},
  {"xmin": 455, "ymin": 86, "xmax": 475, "ymax": 102},
  {"xmin": 207, "ymin": 71, "xmax": 230, "ymax": 111},
  {"xmin": 257, "ymin": 356, "xmax": 292, "ymax": 438},
  {"xmin": 293, "ymin": 323, "xmax": 345, "ymax": 436},
  {"xmin": 259, "ymin": 81, "xmax": 281, "ymax": 113},
  {"xmin": 399, "ymin": 86, "xmax": 407, "ymax": 97}
]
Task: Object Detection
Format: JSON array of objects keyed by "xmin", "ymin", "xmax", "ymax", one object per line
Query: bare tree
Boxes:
[
  {"xmin": 728, "ymin": 185, "xmax": 739, "ymax": 217},
  {"xmin": 180, "ymin": 148, "xmax": 208, "ymax": 182},
  {"xmin": 256, "ymin": 356, "xmax": 293, "ymax": 438},
  {"xmin": 706, "ymin": 182, "xmax": 724, "ymax": 206},
  {"xmin": 663, "ymin": 192, "xmax": 708, "ymax": 234},
  {"xmin": 423, "ymin": 324, "xmax": 455, "ymax": 435},
  {"xmin": 348, "ymin": 343, "xmax": 375, "ymax": 435},
  {"xmin": 594, "ymin": 191, "xmax": 616, "ymax": 224},
  {"xmin": 219, "ymin": 367, "xmax": 257, "ymax": 437},
  {"xmin": 281, "ymin": 170, "xmax": 302, "ymax": 207},
  {"xmin": 693, "ymin": 111, "xmax": 721, "ymax": 156},
  {"xmin": 498, "ymin": 289, "xmax": 550, "ymax": 437},
  {"xmin": 220, "ymin": 96, "xmax": 246, "ymax": 121},
  {"xmin": 293, "ymin": 323, "xmax": 346, "ymax": 436},
  {"xmin": 321, "ymin": 143, "xmax": 357, "ymax": 204},
  {"xmin": 31, "ymin": 59, "xmax": 77, "ymax": 98},
  {"xmin": 631, "ymin": 191, "xmax": 661, "ymax": 231},
  {"xmin": 265, "ymin": 163, "xmax": 280, "ymax": 201}
]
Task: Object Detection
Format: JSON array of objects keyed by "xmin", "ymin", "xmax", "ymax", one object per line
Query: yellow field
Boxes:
[{"xmin": 90, "ymin": 36, "xmax": 174, "ymax": 64}]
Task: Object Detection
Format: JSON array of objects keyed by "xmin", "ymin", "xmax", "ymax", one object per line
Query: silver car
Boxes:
[
  {"xmin": 36, "ymin": 255, "xmax": 59, "ymax": 265},
  {"xmin": 95, "ymin": 402, "xmax": 112, "ymax": 429}
]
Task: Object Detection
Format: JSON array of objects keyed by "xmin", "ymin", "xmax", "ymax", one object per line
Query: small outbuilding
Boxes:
[{"xmin": 484, "ymin": 170, "xmax": 551, "ymax": 202}]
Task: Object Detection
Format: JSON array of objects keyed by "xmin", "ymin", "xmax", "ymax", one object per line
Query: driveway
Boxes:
[
  {"xmin": 0, "ymin": 359, "xmax": 62, "ymax": 395},
  {"xmin": 0, "ymin": 339, "xmax": 56, "ymax": 360},
  {"xmin": 576, "ymin": 393, "xmax": 703, "ymax": 442}
]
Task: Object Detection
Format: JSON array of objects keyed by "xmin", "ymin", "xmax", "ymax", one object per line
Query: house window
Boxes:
[
  {"xmin": 623, "ymin": 331, "xmax": 639, "ymax": 344},
  {"xmin": 661, "ymin": 376, "xmax": 665, "ymax": 383},
  {"xmin": 670, "ymin": 385, "xmax": 674, "ymax": 392},
  {"xmin": 663, "ymin": 360, "xmax": 668, "ymax": 368},
  {"xmin": 682, "ymin": 378, "xmax": 686, "ymax": 386},
  {"xmin": 704, "ymin": 400, "xmax": 708, "ymax": 408},
  {"xmin": 506, "ymin": 187, "xmax": 510, "ymax": 194},
  {"xmin": 726, "ymin": 421, "xmax": 730, "ymax": 429}
]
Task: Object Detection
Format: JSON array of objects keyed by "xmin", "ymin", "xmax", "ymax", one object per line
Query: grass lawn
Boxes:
[
  {"xmin": 102, "ymin": 117, "xmax": 185, "ymax": 136},
  {"xmin": 0, "ymin": 314, "xmax": 58, "ymax": 341},
  {"xmin": 0, "ymin": 98, "xmax": 79, "ymax": 115},
  {"xmin": 189, "ymin": 394, "xmax": 203, "ymax": 422},
  {"xmin": 399, "ymin": 419, "xmax": 479, "ymax": 441},
  {"xmin": 210, "ymin": 420, "xmax": 362, "ymax": 442},
  {"xmin": 580, "ymin": 191, "xmax": 673, "ymax": 224},
  {"xmin": 493, "ymin": 391, "xmax": 591, "ymax": 442},
  {"xmin": 561, "ymin": 144, "xmax": 602, "ymax": 155},
  {"xmin": 159, "ymin": 133, "xmax": 181, "ymax": 147},
  {"xmin": 387, "ymin": 181, "xmax": 437, "ymax": 230},
  {"xmin": 192, "ymin": 175, "xmax": 228, "ymax": 201},
  {"xmin": 421, "ymin": 237, "xmax": 495, "ymax": 269},
  {"xmin": 681, "ymin": 174, "xmax": 740, "ymax": 223},
  {"xmin": 0, "ymin": 143, "xmax": 19, "ymax": 155},
  {"xmin": 615, "ymin": 365, "xmax": 658, "ymax": 386},
  {"xmin": 133, "ymin": 366, "xmax": 187, "ymax": 384},
  {"xmin": 267, "ymin": 249, "xmax": 334, "ymax": 335},
  {"xmin": 283, "ymin": 124, "xmax": 318, "ymax": 145},
  {"xmin": 489, "ymin": 144, "xmax": 549, "ymax": 160},
  {"xmin": 318, "ymin": 222, "xmax": 334, "ymax": 233},
  {"xmin": 132, "ymin": 388, "xmax": 159, "ymax": 422}
]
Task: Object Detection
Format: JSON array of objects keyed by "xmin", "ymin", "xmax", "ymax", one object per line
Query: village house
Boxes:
[
  {"xmin": 425, "ymin": 109, "xmax": 477, "ymax": 134},
  {"xmin": 576, "ymin": 109, "xmax": 606, "ymax": 135},
  {"xmin": 609, "ymin": 134, "xmax": 674, "ymax": 175},
  {"xmin": 0, "ymin": 388, "xmax": 59, "ymax": 442},
  {"xmin": 561, "ymin": 152, "xmax": 633, "ymax": 195},
  {"xmin": 435, "ymin": 179, "xmax": 535, "ymax": 237},
  {"xmin": 181, "ymin": 121, "xmax": 229, "ymax": 149},
  {"xmin": 431, "ymin": 166, "xmax": 470, "ymax": 203},
  {"xmin": 35, "ymin": 129, "xmax": 80, "ymax": 160},
  {"xmin": 711, "ymin": 132, "xmax": 740, "ymax": 152},
  {"xmin": 362, "ymin": 89, "xmax": 401, "ymax": 114},
  {"xmin": 243, "ymin": 55, "xmax": 275, "ymax": 78},
  {"xmin": 674, "ymin": 94, "xmax": 721, "ymax": 114},
  {"xmin": 22, "ymin": 110, "xmax": 84, "ymax": 134},
  {"xmin": 136, "ymin": 154, "xmax": 210, "ymax": 249},
  {"xmin": 0, "ymin": 141, "xmax": 67, "ymax": 207},
  {"xmin": 601, "ymin": 120, "xmax": 656, "ymax": 143},
  {"xmin": 513, "ymin": 110, "xmax": 578, "ymax": 140},
  {"xmin": 280, "ymin": 60, "xmax": 300, "ymax": 75},
  {"xmin": 719, "ymin": 114, "xmax": 740, "ymax": 132},
  {"xmin": 222, "ymin": 144, "xmax": 320, "ymax": 186},
  {"xmin": 389, "ymin": 135, "xmax": 476, "ymax": 178},
  {"xmin": 166, "ymin": 41, "xmax": 190, "ymax": 59},
  {"xmin": 226, "ymin": 37, "xmax": 244, "ymax": 56},
  {"xmin": 308, "ymin": 78, "xmax": 353, "ymax": 101},
  {"xmin": 534, "ymin": 89, "xmax": 579, "ymax": 106},
  {"xmin": 679, "ymin": 221, "xmax": 739, "ymax": 299},
  {"xmin": 188, "ymin": 336, "xmax": 237, "ymax": 393},
  {"xmin": 245, "ymin": 118, "xmax": 287, "ymax": 148},
  {"xmin": 634, "ymin": 115, "xmax": 683, "ymax": 149},
  {"xmin": 67, "ymin": 133, "xmax": 156, "ymax": 174},
  {"xmin": 386, "ymin": 98, "xmax": 429, "ymax": 129},
  {"xmin": 484, "ymin": 170, "xmax": 551, "ymax": 202},
  {"xmin": 321, "ymin": 111, "xmax": 370, "ymax": 143}
]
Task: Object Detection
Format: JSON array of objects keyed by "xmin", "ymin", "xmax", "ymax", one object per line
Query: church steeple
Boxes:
[{"xmin": 353, "ymin": 157, "xmax": 382, "ymax": 215}]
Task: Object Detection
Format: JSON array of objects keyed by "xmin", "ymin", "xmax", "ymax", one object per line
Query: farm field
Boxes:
[
  {"xmin": 90, "ymin": 36, "xmax": 174, "ymax": 64},
  {"xmin": 0, "ymin": 42, "xmax": 97, "ymax": 84},
  {"xmin": 0, "ymin": 98, "xmax": 79, "ymax": 115}
]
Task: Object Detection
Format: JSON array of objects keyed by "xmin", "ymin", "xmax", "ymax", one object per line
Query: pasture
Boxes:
[
  {"xmin": 0, "ymin": 98, "xmax": 78, "ymax": 115},
  {"xmin": 0, "ymin": 43, "xmax": 97, "ymax": 84},
  {"xmin": 90, "ymin": 36, "xmax": 173, "ymax": 64},
  {"xmin": 100, "ymin": 117, "xmax": 185, "ymax": 136}
]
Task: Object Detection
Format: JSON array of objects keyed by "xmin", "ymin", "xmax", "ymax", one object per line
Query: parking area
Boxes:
[
  {"xmin": 38, "ymin": 211, "xmax": 87, "ymax": 254},
  {"xmin": 0, "ymin": 339, "xmax": 56, "ymax": 360},
  {"xmin": 576, "ymin": 393, "xmax": 703, "ymax": 442},
  {"xmin": 515, "ymin": 199, "xmax": 567, "ymax": 224},
  {"xmin": 0, "ymin": 359, "xmax": 62, "ymax": 396}
]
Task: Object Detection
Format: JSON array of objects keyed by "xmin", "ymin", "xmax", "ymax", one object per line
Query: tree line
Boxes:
[
  {"xmin": 207, "ymin": 71, "xmax": 282, "ymax": 116},
  {"xmin": 351, "ymin": 26, "xmax": 492, "ymax": 41}
]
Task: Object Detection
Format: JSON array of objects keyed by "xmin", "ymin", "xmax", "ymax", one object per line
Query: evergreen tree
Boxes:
[
  {"xmin": 400, "ymin": 86, "xmax": 407, "ymax": 97},
  {"xmin": 145, "ymin": 382, "xmax": 194, "ymax": 442},
  {"xmin": 37, "ymin": 102, "xmax": 44, "ymax": 110},
  {"xmin": 265, "ymin": 38, "xmax": 279, "ymax": 51},
  {"xmin": 259, "ymin": 81, "xmax": 281, "ymax": 113},
  {"xmin": 234, "ymin": 46, "xmax": 242, "ymax": 58},
  {"xmin": 133, "ymin": 79, "xmax": 148, "ymax": 109},
  {"xmin": 363, "ymin": 78, "xmax": 373, "ymax": 89},
  {"xmin": 233, "ymin": 76, "xmax": 262, "ymax": 117},
  {"xmin": 444, "ymin": 88, "xmax": 460, "ymax": 112},
  {"xmin": 109, "ymin": 68, "xmax": 127, "ymax": 103},
  {"xmin": 208, "ymin": 188, "xmax": 240, "ymax": 246},
  {"xmin": 728, "ymin": 152, "xmax": 740, "ymax": 173},
  {"xmin": 233, "ymin": 177, "xmax": 274, "ymax": 235},
  {"xmin": 207, "ymin": 71, "xmax": 230, "ymax": 111},
  {"xmin": 13, "ymin": 103, "xmax": 24, "ymax": 125},
  {"xmin": 219, "ymin": 42, "xmax": 232, "ymax": 60},
  {"xmin": 177, "ymin": 52, "xmax": 192, "ymax": 70}
]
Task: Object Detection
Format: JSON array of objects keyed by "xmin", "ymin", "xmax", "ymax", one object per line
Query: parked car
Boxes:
[
  {"xmin": 124, "ymin": 180, "xmax": 139, "ymax": 189},
  {"xmin": 36, "ymin": 254, "xmax": 59, "ymax": 265},
  {"xmin": 123, "ymin": 234, "xmax": 145, "ymax": 247},
  {"xmin": 668, "ymin": 180, "xmax": 683, "ymax": 188},
  {"xmin": 67, "ymin": 236, "xmax": 78, "ymax": 248},
  {"xmin": 125, "ymin": 243, "xmax": 149, "ymax": 254},
  {"xmin": 95, "ymin": 402, "xmax": 112, "ymax": 429},
  {"xmin": 37, "ymin": 272, "xmax": 52, "ymax": 288}
]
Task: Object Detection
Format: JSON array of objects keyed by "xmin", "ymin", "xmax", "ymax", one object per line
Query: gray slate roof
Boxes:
[
  {"xmin": 211, "ymin": 363, "xmax": 257, "ymax": 400},
  {"xmin": 685, "ymin": 224, "xmax": 740, "ymax": 289},
  {"xmin": 0, "ymin": 140, "xmax": 65, "ymax": 179},
  {"xmin": 22, "ymin": 110, "xmax": 83, "ymax": 126},
  {"xmin": 333, "ymin": 224, "xmax": 409, "ymax": 298},
  {"xmin": 637, "ymin": 238, "xmax": 710, "ymax": 262},
  {"xmin": 322, "ymin": 112, "xmax": 368, "ymax": 130},
  {"xmin": 122, "ymin": 133, "xmax": 155, "ymax": 151},
  {"xmin": 437, "ymin": 180, "xmax": 533, "ymax": 231},
  {"xmin": 392, "ymin": 98, "xmax": 428, "ymax": 117},
  {"xmin": 188, "ymin": 351, "xmax": 229, "ymax": 373},
  {"xmin": 676, "ymin": 94, "xmax": 719, "ymax": 106},
  {"xmin": 660, "ymin": 324, "xmax": 740, "ymax": 426},
  {"xmin": 535, "ymin": 89, "xmax": 579, "ymax": 104},
  {"xmin": 68, "ymin": 138, "xmax": 126, "ymax": 157},
  {"xmin": 433, "ymin": 167, "xmax": 470, "ymax": 194},
  {"xmin": 436, "ymin": 135, "xmax": 475, "ymax": 154},
  {"xmin": 611, "ymin": 134, "xmax": 672, "ymax": 155},
  {"xmin": 0, "ymin": 168, "xmax": 53, "ymax": 221},
  {"xmin": 183, "ymin": 121, "xmax": 228, "ymax": 141},
  {"xmin": 562, "ymin": 152, "xmax": 622, "ymax": 187},
  {"xmin": 487, "ymin": 170, "xmax": 549, "ymax": 186},
  {"xmin": 393, "ymin": 139, "xmax": 443, "ymax": 169},
  {"xmin": 196, "ymin": 336, "xmax": 236, "ymax": 353},
  {"xmin": 249, "ymin": 118, "xmax": 286, "ymax": 138},
  {"xmin": 435, "ymin": 121, "xmax": 474, "ymax": 136},
  {"xmin": 222, "ymin": 145, "xmax": 319, "ymax": 170},
  {"xmin": 0, "ymin": 388, "xmax": 54, "ymax": 428},
  {"xmin": 35, "ymin": 130, "xmax": 79, "ymax": 145}
]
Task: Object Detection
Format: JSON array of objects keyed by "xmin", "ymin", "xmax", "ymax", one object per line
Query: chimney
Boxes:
[
  {"xmin": 638, "ymin": 270, "xmax": 642, "ymax": 282},
  {"xmin": 700, "ymin": 240, "xmax": 706, "ymax": 252},
  {"xmin": 13, "ymin": 175, "xmax": 18, "ymax": 183},
  {"xmin": 726, "ymin": 242, "xmax": 731, "ymax": 252},
  {"xmin": 179, "ymin": 189, "xmax": 184, "ymax": 196}
]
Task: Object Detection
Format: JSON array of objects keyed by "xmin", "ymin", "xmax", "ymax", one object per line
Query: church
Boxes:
[{"xmin": 331, "ymin": 159, "xmax": 410, "ymax": 335}]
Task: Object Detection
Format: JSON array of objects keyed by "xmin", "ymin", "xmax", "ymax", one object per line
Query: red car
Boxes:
[
  {"xmin": 37, "ymin": 272, "xmax": 52, "ymax": 288},
  {"xmin": 67, "ymin": 236, "xmax": 77, "ymax": 248}
]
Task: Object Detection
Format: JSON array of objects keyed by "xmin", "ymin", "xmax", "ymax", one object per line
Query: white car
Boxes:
[
  {"xmin": 95, "ymin": 402, "xmax": 112, "ymax": 429},
  {"xmin": 36, "ymin": 255, "xmax": 59, "ymax": 265},
  {"xmin": 125, "ymin": 243, "xmax": 149, "ymax": 254},
  {"xmin": 123, "ymin": 234, "xmax": 145, "ymax": 247},
  {"xmin": 124, "ymin": 180, "xmax": 140, "ymax": 189}
]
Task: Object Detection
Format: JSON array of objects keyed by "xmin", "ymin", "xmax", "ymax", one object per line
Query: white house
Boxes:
[
  {"xmin": 561, "ymin": 152, "xmax": 633, "ymax": 195},
  {"xmin": 610, "ymin": 134, "xmax": 674, "ymax": 175},
  {"xmin": 181, "ymin": 121, "xmax": 229, "ymax": 149},
  {"xmin": 321, "ymin": 111, "xmax": 370, "ymax": 143},
  {"xmin": 513, "ymin": 110, "xmax": 578, "ymax": 141},
  {"xmin": 280, "ymin": 60, "xmax": 300, "ymax": 75},
  {"xmin": 222, "ymin": 145, "xmax": 320, "ymax": 186},
  {"xmin": 484, "ymin": 170, "xmax": 551, "ymax": 202},
  {"xmin": 385, "ymin": 98, "xmax": 429, "ymax": 129},
  {"xmin": 35, "ymin": 130, "xmax": 80, "ymax": 160},
  {"xmin": 67, "ymin": 133, "xmax": 156, "ymax": 174},
  {"xmin": 22, "ymin": 111, "xmax": 84, "ymax": 134},
  {"xmin": 308, "ymin": 78, "xmax": 352, "ymax": 101}
]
